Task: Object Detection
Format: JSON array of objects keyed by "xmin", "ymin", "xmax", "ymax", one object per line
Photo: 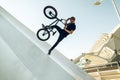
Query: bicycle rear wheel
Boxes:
[
  {"xmin": 36, "ymin": 28, "xmax": 50, "ymax": 41},
  {"xmin": 44, "ymin": 6, "xmax": 58, "ymax": 19}
]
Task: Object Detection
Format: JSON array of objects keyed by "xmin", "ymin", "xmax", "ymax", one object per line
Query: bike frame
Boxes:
[
  {"xmin": 47, "ymin": 18, "xmax": 65, "ymax": 29},
  {"xmin": 37, "ymin": 6, "xmax": 66, "ymax": 41},
  {"xmin": 44, "ymin": 11, "xmax": 66, "ymax": 30}
]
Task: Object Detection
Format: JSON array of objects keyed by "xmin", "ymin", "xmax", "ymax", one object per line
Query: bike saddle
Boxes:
[{"xmin": 42, "ymin": 24, "xmax": 45, "ymax": 27}]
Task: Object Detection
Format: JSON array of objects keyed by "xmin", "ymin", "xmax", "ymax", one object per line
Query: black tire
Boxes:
[
  {"xmin": 44, "ymin": 6, "xmax": 58, "ymax": 19},
  {"xmin": 37, "ymin": 28, "xmax": 50, "ymax": 41}
]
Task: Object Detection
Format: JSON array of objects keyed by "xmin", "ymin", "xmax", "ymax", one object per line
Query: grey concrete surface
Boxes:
[{"xmin": 0, "ymin": 6, "xmax": 95, "ymax": 80}]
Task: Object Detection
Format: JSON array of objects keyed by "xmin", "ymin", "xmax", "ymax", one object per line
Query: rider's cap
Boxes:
[{"xmin": 70, "ymin": 16, "xmax": 75, "ymax": 21}]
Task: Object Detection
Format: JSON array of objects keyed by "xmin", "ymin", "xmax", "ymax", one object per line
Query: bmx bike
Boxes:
[{"xmin": 36, "ymin": 6, "xmax": 66, "ymax": 41}]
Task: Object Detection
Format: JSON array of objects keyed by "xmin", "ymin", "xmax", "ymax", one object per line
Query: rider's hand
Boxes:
[
  {"xmin": 66, "ymin": 18, "xmax": 70, "ymax": 21},
  {"xmin": 64, "ymin": 26, "xmax": 67, "ymax": 30},
  {"xmin": 65, "ymin": 18, "xmax": 70, "ymax": 26}
]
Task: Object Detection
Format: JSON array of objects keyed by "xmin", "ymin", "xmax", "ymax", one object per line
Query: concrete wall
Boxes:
[{"xmin": 0, "ymin": 6, "xmax": 95, "ymax": 80}]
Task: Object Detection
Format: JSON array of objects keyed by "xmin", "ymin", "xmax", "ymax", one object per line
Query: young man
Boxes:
[{"xmin": 48, "ymin": 16, "xmax": 76, "ymax": 55}]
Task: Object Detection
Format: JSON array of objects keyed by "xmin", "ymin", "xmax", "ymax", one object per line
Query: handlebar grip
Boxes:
[{"xmin": 61, "ymin": 19, "xmax": 66, "ymax": 21}]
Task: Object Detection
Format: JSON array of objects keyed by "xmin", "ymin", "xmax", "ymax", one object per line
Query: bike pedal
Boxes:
[{"xmin": 53, "ymin": 31, "xmax": 57, "ymax": 36}]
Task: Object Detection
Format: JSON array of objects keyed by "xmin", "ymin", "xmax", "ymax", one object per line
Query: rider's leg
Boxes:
[
  {"xmin": 48, "ymin": 34, "xmax": 65, "ymax": 55},
  {"xmin": 51, "ymin": 25, "xmax": 63, "ymax": 33}
]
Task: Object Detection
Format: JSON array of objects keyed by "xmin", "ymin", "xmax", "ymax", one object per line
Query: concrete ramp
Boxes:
[{"xmin": 0, "ymin": 6, "xmax": 95, "ymax": 80}]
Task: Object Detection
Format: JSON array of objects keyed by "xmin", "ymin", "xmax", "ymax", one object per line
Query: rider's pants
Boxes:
[{"xmin": 49, "ymin": 25, "xmax": 67, "ymax": 53}]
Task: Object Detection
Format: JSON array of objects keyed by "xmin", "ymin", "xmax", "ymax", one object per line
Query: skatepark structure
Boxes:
[
  {"xmin": 0, "ymin": 6, "xmax": 95, "ymax": 80},
  {"xmin": 74, "ymin": 24, "xmax": 120, "ymax": 80}
]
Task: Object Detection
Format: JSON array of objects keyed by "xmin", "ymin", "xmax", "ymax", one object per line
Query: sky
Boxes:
[{"xmin": 0, "ymin": 0, "xmax": 120, "ymax": 59}]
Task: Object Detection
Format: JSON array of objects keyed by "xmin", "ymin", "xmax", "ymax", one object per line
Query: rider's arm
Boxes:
[
  {"xmin": 64, "ymin": 18, "xmax": 74, "ymax": 34},
  {"xmin": 64, "ymin": 27, "xmax": 74, "ymax": 34},
  {"xmin": 65, "ymin": 18, "xmax": 70, "ymax": 26}
]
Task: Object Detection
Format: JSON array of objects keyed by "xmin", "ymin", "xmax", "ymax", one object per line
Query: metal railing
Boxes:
[{"xmin": 84, "ymin": 61, "xmax": 120, "ymax": 73}]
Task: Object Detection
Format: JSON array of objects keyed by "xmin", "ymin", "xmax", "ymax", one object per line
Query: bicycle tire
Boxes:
[
  {"xmin": 44, "ymin": 6, "xmax": 58, "ymax": 19},
  {"xmin": 36, "ymin": 28, "xmax": 50, "ymax": 41}
]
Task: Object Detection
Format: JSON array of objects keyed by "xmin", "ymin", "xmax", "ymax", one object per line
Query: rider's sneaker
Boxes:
[
  {"xmin": 51, "ymin": 26, "xmax": 55, "ymax": 29},
  {"xmin": 53, "ymin": 31, "xmax": 57, "ymax": 36}
]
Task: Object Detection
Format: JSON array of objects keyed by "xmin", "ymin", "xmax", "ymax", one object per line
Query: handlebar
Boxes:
[
  {"xmin": 59, "ymin": 19, "xmax": 66, "ymax": 25},
  {"xmin": 61, "ymin": 19, "xmax": 66, "ymax": 21}
]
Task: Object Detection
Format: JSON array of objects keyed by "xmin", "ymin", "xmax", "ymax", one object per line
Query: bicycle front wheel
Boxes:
[
  {"xmin": 36, "ymin": 28, "xmax": 50, "ymax": 41},
  {"xmin": 44, "ymin": 6, "xmax": 58, "ymax": 19}
]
